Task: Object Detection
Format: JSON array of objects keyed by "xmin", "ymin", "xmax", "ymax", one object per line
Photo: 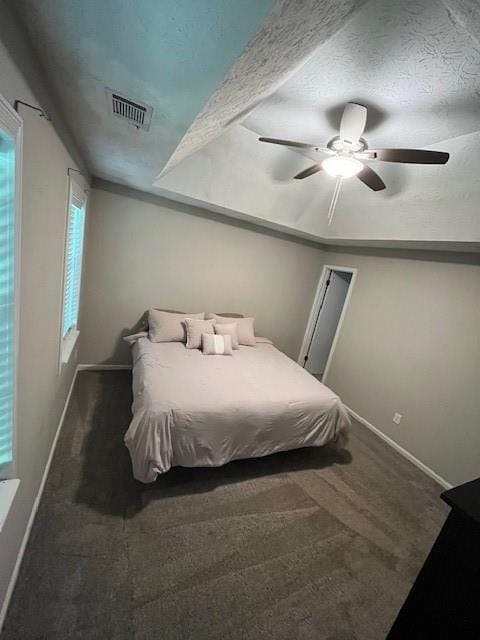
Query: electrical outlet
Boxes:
[{"xmin": 393, "ymin": 412, "xmax": 402, "ymax": 425}]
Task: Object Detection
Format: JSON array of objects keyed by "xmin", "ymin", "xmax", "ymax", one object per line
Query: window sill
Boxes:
[
  {"xmin": 0, "ymin": 478, "xmax": 20, "ymax": 533},
  {"xmin": 60, "ymin": 329, "xmax": 80, "ymax": 366}
]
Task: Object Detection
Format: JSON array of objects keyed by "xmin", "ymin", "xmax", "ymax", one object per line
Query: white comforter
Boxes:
[{"xmin": 124, "ymin": 338, "xmax": 350, "ymax": 482}]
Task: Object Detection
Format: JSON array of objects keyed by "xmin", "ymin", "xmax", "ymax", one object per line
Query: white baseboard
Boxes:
[
  {"xmin": 345, "ymin": 405, "xmax": 452, "ymax": 490},
  {"xmin": 77, "ymin": 364, "xmax": 132, "ymax": 371},
  {"xmin": 0, "ymin": 367, "xmax": 79, "ymax": 631}
]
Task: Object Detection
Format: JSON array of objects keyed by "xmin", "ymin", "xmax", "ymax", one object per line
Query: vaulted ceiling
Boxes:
[
  {"xmin": 9, "ymin": 0, "xmax": 480, "ymax": 250},
  {"xmin": 8, "ymin": 0, "xmax": 278, "ymax": 182},
  {"xmin": 245, "ymin": 0, "xmax": 480, "ymax": 149}
]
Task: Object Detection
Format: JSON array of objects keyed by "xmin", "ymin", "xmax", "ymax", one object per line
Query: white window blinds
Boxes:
[
  {"xmin": 0, "ymin": 115, "xmax": 19, "ymax": 473},
  {"xmin": 62, "ymin": 181, "xmax": 86, "ymax": 339}
]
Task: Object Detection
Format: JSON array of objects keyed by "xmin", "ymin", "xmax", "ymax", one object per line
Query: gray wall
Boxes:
[
  {"xmin": 0, "ymin": 3, "xmax": 87, "ymax": 617},
  {"xmin": 78, "ymin": 182, "xmax": 325, "ymax": 364},
  {"xmin": 323, "ymin": 248, "xmax": 480, "ymax": 487},
  {"xmin": 79, "ymin": 184, "xmax": 480, "ymax": 488}
]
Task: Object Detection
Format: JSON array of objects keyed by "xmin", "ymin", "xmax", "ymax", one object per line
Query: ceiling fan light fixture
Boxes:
[{"xmin": 322, "ymin": 155, "xmax": 363, "ymax": 178}]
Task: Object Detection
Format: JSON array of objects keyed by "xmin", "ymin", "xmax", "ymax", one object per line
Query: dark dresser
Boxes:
[{"xmin": 387, "ymin": 477, "xmax": 480, "ymax": 639}]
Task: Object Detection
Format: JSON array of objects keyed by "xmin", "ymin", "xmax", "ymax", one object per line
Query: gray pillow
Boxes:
[
  {"xmin": 207, "ymin": 314, "xmax": 256, "ymax": 347},
  {"xmin": 148, "ymin": 309, "xmax": 205, "ymax": 343},
  {"xmin": 214, "ymin": 322, "xmax": 239, "ymax": 349},
  {"xmin": 134, "ymin": 308, "xmax": 188, "ymax": 334},
  {"xmin": 123, "ymin": 331, "xmax": 148, "ymax": 346},
  {"xmin": 215, "ymin": 312, "xmax": 244, "ymax": 318},
  {"xmin": 202, "ymin": 333, "xmax": 233, "ymax": 355},
  {"xmin": 183, "ymin": 318, "xmax": 216, "ymax": 349}
]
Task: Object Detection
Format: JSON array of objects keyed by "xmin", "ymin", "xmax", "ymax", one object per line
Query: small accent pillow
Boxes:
[
  {"xmin": 183, "ymin": 318, "xmax": 216, "ymax": 349},
  {"xmin": 148, "ymin": 309, "xmax": 205, "ymax": 343},
  {"xmin": 207, "ymin": 314, "xmax": 256, "ymax": 346},
  {"xmin": 202, "ymin": 333, "xmax": 233, "ymax": 355},
  {"xmin": 214, "ymin": 322, "xmax": 239, "ymax": 349}
]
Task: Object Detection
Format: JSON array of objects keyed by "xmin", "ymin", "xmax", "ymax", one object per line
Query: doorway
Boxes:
[{"xmin": 299, "ymin": 265, "xmax": 356, "ymax": 382}]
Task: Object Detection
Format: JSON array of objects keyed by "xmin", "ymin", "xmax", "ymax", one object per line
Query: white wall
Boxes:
[
  {"xmin": 0, "ymin": 3, "xmax": 88, "ymax": 619},
  {"xmin": 322, "ymin": 248, "xmax": 480, "ymax": 487},
  {"xmin": 78, "ymin": 182, "xmax": 325, "ymax": 364}
]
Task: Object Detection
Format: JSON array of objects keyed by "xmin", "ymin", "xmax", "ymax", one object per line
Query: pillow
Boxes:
[
  {"xmin": 148, "ymin": 309, "xmax": 204, "ymax": 343},
  {"xmin": 183, "ymin": 318, "xmax": 216, "ymax": 349},
  {"xmin": 215, "ymin": 313, "xmax": 244, "ymax": 318},
  {"xmin": 202, "ymin": 333, "xmax": 233, "ymax": 356},
  {"xmin": 135, "ymin": 308, "xmax": 188, "ymax": 332},
  {"xmin": 123, "ymin": 331, "xmax": 148, "ymax": 346},
  {"xmin": 207, "ymin": 314, "xmax": 256, "ymax": 347},
  {"xmin": 214, "ymin": 322, "xmax": 239, "ymax": 349}
]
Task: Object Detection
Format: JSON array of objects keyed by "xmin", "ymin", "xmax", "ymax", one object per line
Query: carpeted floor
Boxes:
[{"xmin": 1, "ymin": 371, "xmax": 447, "ymax": 640}]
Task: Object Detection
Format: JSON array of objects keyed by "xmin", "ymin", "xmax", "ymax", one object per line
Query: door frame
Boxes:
[{"xmin": 298, "ymin": 264, "xmax": 357, "ymax": 383}]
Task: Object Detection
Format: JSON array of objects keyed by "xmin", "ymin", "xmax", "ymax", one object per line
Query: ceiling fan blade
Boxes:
[
  {"xmin": 294, "ymin": 164, "xmax": 322, "ymax": 180},
  {"xmin": 356, "ymin": 165, "xmax": 386, "ymax": 191},
  {"xmin": 339, "ymin": 103, "xmax": 367, "ymax": 145},
  {"xmin": 371, "ymin": 149, "xmax": 449, "ymax": 164},
  {"xmin": 258, "ymin": 137, "xmax": 317, "ymax": 150}
]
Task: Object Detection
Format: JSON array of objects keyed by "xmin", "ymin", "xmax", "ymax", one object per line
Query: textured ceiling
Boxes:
[
  {"xmin": 244, "ymin": 0, "xmax": 480, "ymax": 150},
  {"xmin": 441, "ymin": 0, "xmax": 480, "ymax": 48},
  {"xmin": 159, "ymin": 0, "xmax": 366, "ymax": 175},
  {"xmin": 154, "ymin": 0, "xmax": 480, "ymax": 249},
  {"xmin": 8, "ymin": 0, "xmax": 480, "ymax": 248},
  {"xmin": 154, "ymin": 124, "xmax": 480, "ymax": 248},
  {"xmin": 9, "ymin": 0, "xmax": 276, "ymax": 187}
]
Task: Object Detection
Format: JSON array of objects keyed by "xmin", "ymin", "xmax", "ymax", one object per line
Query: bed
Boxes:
[{"xmin": 124, "ymin": 334, "xmax": 351, "ymax": 482}]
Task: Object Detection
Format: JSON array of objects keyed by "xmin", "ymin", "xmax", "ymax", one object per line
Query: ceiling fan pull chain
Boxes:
[{"xmin": 327, "ymin": 177, "xmax": 342, "ymax": 226}]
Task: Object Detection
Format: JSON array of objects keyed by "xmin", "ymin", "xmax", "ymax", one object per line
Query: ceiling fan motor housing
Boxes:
[{"xmin": 327, "ymin": 135, "xmax": 368, "ymax": 153}]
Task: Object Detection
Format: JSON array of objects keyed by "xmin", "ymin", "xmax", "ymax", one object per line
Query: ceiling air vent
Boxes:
[{"xmin": 106, "ymin": 89, "xmax": 153, "ymax": 131}]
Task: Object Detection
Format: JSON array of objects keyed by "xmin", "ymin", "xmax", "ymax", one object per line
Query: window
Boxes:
[
  {"xmin": 60, "ymin": 178, "xmax": 87, "ymax": 366},
  {"xmin": 0, "ymin": 95, "xmax": 22, "ymax": 481}
]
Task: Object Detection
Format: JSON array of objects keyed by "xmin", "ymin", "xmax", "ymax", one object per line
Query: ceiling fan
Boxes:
[{"xmin": 259, "ymin": 103, "xmax": 449, "ymax": 224}]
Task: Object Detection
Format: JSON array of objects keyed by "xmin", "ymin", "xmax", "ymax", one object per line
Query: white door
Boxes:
[{"xmin": 305, "ymin": 270, "xmax": 352, "ymax": 377}]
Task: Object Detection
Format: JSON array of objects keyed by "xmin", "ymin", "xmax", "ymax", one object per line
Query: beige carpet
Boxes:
[{"xmin": 1, "ymin": 371, "xmax": 447, "ymax": 640}]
